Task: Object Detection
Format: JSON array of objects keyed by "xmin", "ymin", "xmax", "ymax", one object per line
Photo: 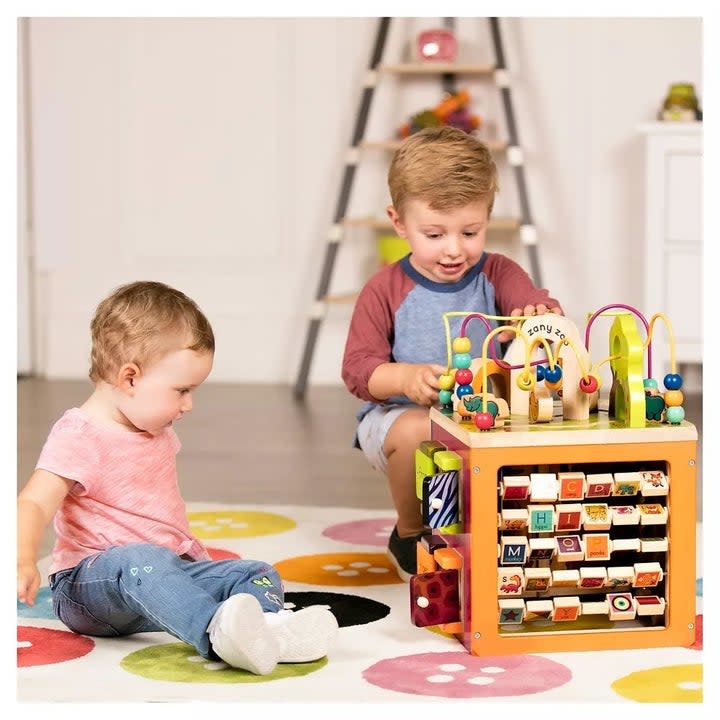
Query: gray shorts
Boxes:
[{"xmin": 356, "ymin": 403, "xmax": 418, "ymax": 474}]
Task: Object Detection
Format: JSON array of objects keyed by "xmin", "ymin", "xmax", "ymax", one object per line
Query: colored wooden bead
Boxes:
[
  {"xmin": 663, "ymin": 373, "xmax": 683, "ymax": 390},
  {"xmin": 665, "ymin": 405, "xmax": 685, "ymax": 424},
  {"xmin": 456, "ymin": 383, "xmax": 474, "ymax": 398},
  {"xmin": 453, "ymin": 352, "xmax": 472, "ymax": 369},
  {"xmin": 535, "ymin": 365, "xmax": 546, "ymax": 381},
  {"xmin": 438, "ymin": 373, "xmax": 455, "ymax": 390},
  {"xmin": 544, "ymin": 365, "xmax": 563, "ymax": 383},
  {"xmin": 643, "ymin": 377, "xmax": 659, "ymax": 390},
  {"xmin": 517, "ymin": 373, "xmax": 535, "ymax": 391},
  {"xmin": 579, "ymin": 375, "xmax": 599, "ymax": 393},
  {"xmin": 474, "ymin": 412, "xmax": 494, "ymax": 430},
  {"xmin": 438, "ymin": 389, "xmax": 453, "ymax": 404},
  {"xmin": 664, "ymin": 389, "xmax": 684, "ymax": 407},
  {"xmin": 452, "ymin": 336, "xmax": 472, "ymax": 354},
  {"xmin": 455, "ymin": 368, "xmax": 473, "ymax": 385},
  {"xmin": 544, "ymin": 379, "xmax": 562, "ymax": 392}
]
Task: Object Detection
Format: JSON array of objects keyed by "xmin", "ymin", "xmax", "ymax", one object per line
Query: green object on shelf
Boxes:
[
  {"xmin": 377, "ymin": 235, "xmax": 411, "ymax": 265},
  {"xmin": 659, "ymin": 83, "xmax": 702, "ymax": 121}
]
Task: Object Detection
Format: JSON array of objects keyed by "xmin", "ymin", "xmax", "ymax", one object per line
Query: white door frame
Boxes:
[{"xmin": 17, "ymin": 18, "xmax": 34, "ymax": 376}]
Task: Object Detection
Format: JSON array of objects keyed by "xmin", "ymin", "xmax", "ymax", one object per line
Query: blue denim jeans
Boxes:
[{"xmin": 49, "ymin": 543, "xmax": 284, "ymax": 659}]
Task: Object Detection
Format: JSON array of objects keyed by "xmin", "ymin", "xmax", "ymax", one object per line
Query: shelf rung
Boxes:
[
  {"xmin": 379, "ymin": 62, "xmax": 495, "ymax": 75},
  {"xmin": 323, "ymin": 292, "xmax": 360, "ymax": 304}
]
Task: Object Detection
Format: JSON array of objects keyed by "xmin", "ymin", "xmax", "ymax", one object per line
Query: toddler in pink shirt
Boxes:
[{"xmin": 17, "ymin": 280, "xmax": 338, "ymax": 675}]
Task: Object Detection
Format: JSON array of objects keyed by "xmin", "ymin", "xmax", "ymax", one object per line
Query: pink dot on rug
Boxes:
[
  {"xmin": 362, "ymin": 651, "xmax": 572, "ymax": 698},
  {"xmin": 322, "ymin": 518, "xmax": 395, "ymax": 546},
  {"xmin": 691, "ymin": 614, "xmax": 702, "ymax": 650},
  {"xmin": 18, "ymin": 626, "xmax": 95, "ymax": 667}
]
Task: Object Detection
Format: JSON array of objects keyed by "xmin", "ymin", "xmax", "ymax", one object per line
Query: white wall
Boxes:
[{"xmin": 19, "ymin": 17, "xmax": 703, "ymax": 385}]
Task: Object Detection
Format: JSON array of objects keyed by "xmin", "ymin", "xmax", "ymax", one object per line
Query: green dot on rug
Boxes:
[{"xmin": 120, "ymin": 642, "xmax": 326, "ymax": 683}]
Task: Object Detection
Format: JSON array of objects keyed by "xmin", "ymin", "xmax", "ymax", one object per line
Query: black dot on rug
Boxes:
[{"xmin": 283, "ymin": 590, "xmax": 390, "ymax": 628}]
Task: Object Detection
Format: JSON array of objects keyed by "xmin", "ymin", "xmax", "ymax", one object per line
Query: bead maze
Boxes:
[{"xmin": 410, "ymin": 306, "xmax": 698, "ymax": 654}]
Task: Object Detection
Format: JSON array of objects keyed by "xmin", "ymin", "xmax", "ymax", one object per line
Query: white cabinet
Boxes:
[{"xmin": 638, "ymin": 122, "xmax": 702, "ymax": 384}]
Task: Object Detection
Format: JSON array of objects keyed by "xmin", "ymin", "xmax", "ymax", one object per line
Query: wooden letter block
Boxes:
[
  {"xmin": 501, "ymin": 475, "xmax": 530, "ymax": 500},
  {"xmin": 525, "ymin": 599, "xmax": 554, "ymax": 620},
  {"xmin": 578, "ymin": 566, "xmax": 608, "ymax": 589},
  {"xmin": 585, "ymin": 473, "xmax": 613, "ymax": 498},
  {"xmin": 410, "ymin": 569, "xmax": 460, "ymax": 627},
  {"xmin": 583, "ymin": 503, "xmax": 611, "ymax": 531},
  {"xmin": 498, "ymin": 598, "xmax": 525, "ymax": 624},
  {"xmin": 611, "ymin": 505, "xmax": 640, "ymax": 525},
  {"xmin": 633, "ymin": 561, "xmax": 663, "ymax": 587},
  {"xmin": 500, "ymin": 536, "xmax": 529, "ymax": 565},
  {"xmin": 555, "ymin": 503, "xmax": 583, "ymax": 531},
  {"xmin": 635, "ymin": 595, "xmax": 667, "ymax": 616},
  {"xmin": 530, "ymin": 473, "xmax": 558, "ymax": 502},
  {"xmin": 552, "ymin": 596, "xmax": 581, "ymax": 621},
  {"xmin": 528, "ymin": 504, "xmax": 555, "ymax": 533},
  {"xmin": 638, "ymin": 503, "xmax": 668, "ymax": 525},
  {"xmin": 498, "ymin": 567, "xmax": 525, "ymax": 596},
  {"xmin": 607, "ymin": 592, "xmax": 636, "ymax": 621},
  {"xmin": 605, "ymin": 566, "xmax": 635, "ymax": 589},
  {"xmin": 584, "ymin": 533, "xmax": 612, "ymax": 561},
  {"xmin": 500, "ymin": 508, "xmax": 529, "ymax": 531},
  {"xmin": 557, "ymin": 471, "xmax": 586, "ymax": 501},
  {"xmin": 612, "ymin": 471, "xmax": 642, "ymax": 496},
  {"xmin": 611, "ymin": 537, "xmax": 641, "ymax": 553},
  {"xmin": 640, "ymin": 536, "xmax": 668, "ymax": 553},
  {"xmin": 524, "ymin": 566, "xmax": 552, "ymax": 592},
  {"xmin": 640, "ymin": 470, "xmax": 670, "ymax": 496},
  {"xmin": 528, "ymin": 537, "xmax": 556, "ymax": 561},
  {"xmin": 556, "ymin": 534, "xmax": 584, "ymax": 562},
  {"xmin": 581, "ymin": 599, "xmax": 609, "ymax": 615},
  {"xmin": 552, "ymin": 569, "xmax": 580, "ymax": 587}
]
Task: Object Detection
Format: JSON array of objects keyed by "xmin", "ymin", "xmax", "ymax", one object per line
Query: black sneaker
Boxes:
[{"xmin": 387, "ymin": 526, "xmax": 429, "ymax": 582}]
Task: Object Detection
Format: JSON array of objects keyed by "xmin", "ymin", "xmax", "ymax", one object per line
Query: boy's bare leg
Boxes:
[{"xmin": 383, "ymin": 407, "xmax": 431, "ymax": 537}]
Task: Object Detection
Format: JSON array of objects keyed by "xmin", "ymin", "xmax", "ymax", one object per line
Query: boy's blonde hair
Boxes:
[
  {"xmin": 89, "ymin": 281, "xmax": 215, "ymax": 383},
  {"xmin": 388, "ymin": 126, "xmax": 499, "ymax": 216}
]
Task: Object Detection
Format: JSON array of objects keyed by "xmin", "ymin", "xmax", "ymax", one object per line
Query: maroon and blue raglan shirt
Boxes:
[{"xmin": 342, "ymin": 252, "xmax": 562, "ymax": 436}]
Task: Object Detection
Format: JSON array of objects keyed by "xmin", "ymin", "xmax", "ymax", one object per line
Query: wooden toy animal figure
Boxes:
[{"xmin": 645, "ymin": 388, "xmax": 666, "ymax": 421}]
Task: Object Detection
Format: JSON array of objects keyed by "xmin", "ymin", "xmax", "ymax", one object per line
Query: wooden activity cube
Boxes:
[{"xmin": 418, "ymin": 407, "xmax": 697, "ymax": 655}]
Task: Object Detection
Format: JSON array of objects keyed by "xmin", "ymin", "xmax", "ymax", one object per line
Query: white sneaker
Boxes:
[
  {"xmin": 207, "ymin": 594, "xmax": 280, "ymax": 674},
  {"xmin": 264, "ymin": 607, "xmax": 339, "ymax": 663}
]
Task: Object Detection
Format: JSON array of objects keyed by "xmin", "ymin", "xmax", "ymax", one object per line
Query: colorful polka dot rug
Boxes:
[{"xmin": 17, "ymin": 503, "xmax": 704, "ymax": 704}]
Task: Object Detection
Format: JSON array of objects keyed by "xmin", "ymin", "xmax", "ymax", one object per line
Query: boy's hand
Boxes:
[
  {"xmin": 402, "ymin": 363, "xmax": 446, "ymax": 406},
  {"xmin": 17, "ymin": 561, "xmax": 41, "ymax": 607},
  {"xmin": 497, "ymin": 305, "xmax": 563, "ymax": 344}
]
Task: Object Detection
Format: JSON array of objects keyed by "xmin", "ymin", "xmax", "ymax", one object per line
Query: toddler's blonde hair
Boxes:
[
  {"xmin": 388, "ymin": 126, "xmax": 498, "ymax": 216},
  {"xmin": 89, "ymin": 280, "xmax": 215, "ymax": 383}
]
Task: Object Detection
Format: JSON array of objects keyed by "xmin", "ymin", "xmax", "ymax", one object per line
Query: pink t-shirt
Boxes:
[{"xmin": 36, "ymin": 407, "xmax": 210, "ymax": 575}]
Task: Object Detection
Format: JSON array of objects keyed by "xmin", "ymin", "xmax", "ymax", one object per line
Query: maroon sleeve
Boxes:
[
  {"xmin": 483, "ymin": 253, "xmax": 563, "ymax": 316},
  {"xmin": 341, "ymin": 263, "xmax": 415, "ymax": 402}
]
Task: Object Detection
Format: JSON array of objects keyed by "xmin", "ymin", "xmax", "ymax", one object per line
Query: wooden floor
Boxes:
[{"xmin": 17, "ymin": 378, "xmax": 703, "ymax": 558}]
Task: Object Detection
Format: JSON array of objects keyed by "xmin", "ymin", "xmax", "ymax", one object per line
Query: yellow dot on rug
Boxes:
[
  {"xmin": 121, "ymin": 643, "xmax": 325, "ymax": 683},
  {"xmin": 275, "ymin": 552, "xmax": 403, "ymax": 585},
  {"xmin": 187, "ymin": 510, "xmax": 295, "ymax": 538},
  {"xmin": 611, "ymin": 664, "xmax": 702, "ymax": 703}
]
